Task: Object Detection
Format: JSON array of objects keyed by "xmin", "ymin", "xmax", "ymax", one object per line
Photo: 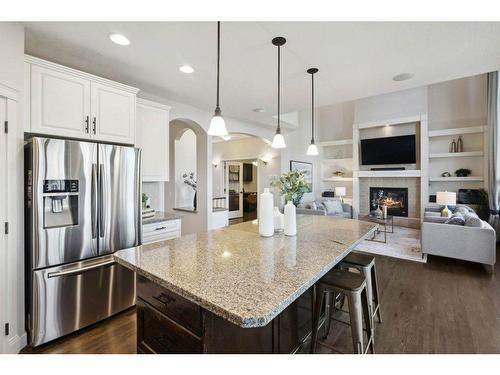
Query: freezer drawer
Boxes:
[{"xmin": 29, "ymin": 255, "xmax": 136, "ymax": 347}]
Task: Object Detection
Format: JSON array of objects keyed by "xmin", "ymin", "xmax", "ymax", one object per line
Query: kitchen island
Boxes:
[{"xmin": 114, "ymin": 215, "xmax": 377, "ymax": 353}]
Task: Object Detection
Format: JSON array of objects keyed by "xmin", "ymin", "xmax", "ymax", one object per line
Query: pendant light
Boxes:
[
  {"xmin": 271, "ymin": 37, "xmax": 286, "ymax": 149},
  {"xmin": 207, "ymin": 22, "xmax": 228, "ymax": 137},
  {"xmin": 306, "ymin": 68, "xmax": 319, "ymax": 156}
]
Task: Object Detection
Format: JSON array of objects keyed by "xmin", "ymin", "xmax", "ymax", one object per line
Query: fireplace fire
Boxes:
[{"xmin": 370, "ymin": 187, "xmax": 408, "ymax": 217}]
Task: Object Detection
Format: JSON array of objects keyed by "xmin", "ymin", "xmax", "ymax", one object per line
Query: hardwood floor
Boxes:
[{"xmin": 23, "ymin": 247, "xmax": 500, "ymax": 354}]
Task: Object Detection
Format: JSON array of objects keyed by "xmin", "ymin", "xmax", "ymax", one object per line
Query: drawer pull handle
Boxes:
[
  {"xmin": 155, "ymin": 226, "xmax": 167, "ymax": 231},
  {"xmin": 153, "ymin": 293, "xmax": 176, "ymax": 305}
]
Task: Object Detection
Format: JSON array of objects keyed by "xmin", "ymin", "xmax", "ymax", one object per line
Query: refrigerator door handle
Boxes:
[
  {"xmin": 99, "ymin": 164, "xmax": 105, "ymax": 238},
  {"xmin": 91, "ymin": 163, "xmax": 98, "ymax": 238},
  {"xmin": 47, "ymin": 259, "xmax": 115, "ymax": 278}
]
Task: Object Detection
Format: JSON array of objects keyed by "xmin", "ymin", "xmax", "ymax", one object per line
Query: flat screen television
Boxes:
[{"xmin": 360, "ymin": 134, "xmax": 416, "ymax": 165}]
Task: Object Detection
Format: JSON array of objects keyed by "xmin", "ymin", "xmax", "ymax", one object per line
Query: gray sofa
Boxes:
[
  {"xmin": 421, "ymin": 205, "xmax": 496, "ymax": 273},
  {"xmin": 296, "ymin": 198, "xmax": 353, "ymax": 219}
]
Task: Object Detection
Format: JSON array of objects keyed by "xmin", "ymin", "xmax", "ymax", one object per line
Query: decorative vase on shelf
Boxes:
[
  {"xmin": 284, "ymin": 201, "xmax": 297, "ymax": 237},
  {"xmin": 273, "ymin": 207, "xmax": 284, "ymax": 232},
  {"xmin": 259, "ymin": 188, "xmax": 274, "ymax": 237},
  {"xmin": 374, "ymin": 205, "xmax": 382, "ymax": 218},
  {"xmin": 450, "ymin": 139, "xmax": 457, "ymax": 153},
  {"xmin": 457, "ymin": 136, "xmax": 463, "ymax": 152}
]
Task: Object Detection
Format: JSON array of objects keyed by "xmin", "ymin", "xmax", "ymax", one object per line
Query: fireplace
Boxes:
[{"xmin": 369, "ymin": 187, "xmax": 408, "ymax": 217}]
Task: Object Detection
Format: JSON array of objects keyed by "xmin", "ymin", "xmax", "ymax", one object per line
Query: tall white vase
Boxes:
[
  {"xmin": 284, "ymin": 201, "xmax": 297, "ymax": 236},
  {"xmin": 259, "ymin": 188, "xmax": 274, "ymax": 237}
]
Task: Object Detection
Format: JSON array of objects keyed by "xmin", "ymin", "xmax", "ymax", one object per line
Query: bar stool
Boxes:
[
  {"xmin": 340, "ymin": 252, "xmax": 382, "ymax": 327},
  {"xmin": 310, "ymin": 269, "xmax": 374, "ymax": 354}
]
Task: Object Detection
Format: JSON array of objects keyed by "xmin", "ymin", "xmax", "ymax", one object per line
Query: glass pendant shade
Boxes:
[
  {"xmin": 306, "ymin": 142, "xmax": 319, "ymax": 156},
  {"xmin": 207, "ymin": 113, "xmax": 228, "ymax": 137},
  {"xmin": 272, "ymin": 132, "xmax": 286, "ymax": 149}
]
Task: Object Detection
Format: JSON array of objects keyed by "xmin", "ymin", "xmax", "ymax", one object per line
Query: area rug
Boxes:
[{"xmin": 355, "ymin": 225, "xmax": 427, "ymax": 263}]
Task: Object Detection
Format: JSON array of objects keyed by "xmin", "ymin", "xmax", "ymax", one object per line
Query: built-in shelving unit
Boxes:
[
  {"xmin": 427, "ymin": 124, "xmax": 487, "ymax": 203},
  {"xmin": 319, "ymin": 138, "xmax": 354, "ymax": 200}
]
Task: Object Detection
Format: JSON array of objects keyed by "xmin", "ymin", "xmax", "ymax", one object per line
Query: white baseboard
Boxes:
[{"xmin": 5, "ymin": 332, "xmax": 27, "ymax": 354}]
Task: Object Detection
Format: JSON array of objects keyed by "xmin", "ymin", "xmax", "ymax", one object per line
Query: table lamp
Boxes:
[
  {"xmin": 335, "ymin": 187, "xmax": 347, "ymax": 203},
  {"xmin": 436, "ymin": 191, "xmax": 456, "ymax": 217}
]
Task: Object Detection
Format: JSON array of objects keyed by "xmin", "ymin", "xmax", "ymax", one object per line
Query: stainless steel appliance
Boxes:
[{"xmin": 25, "ymin": 137, "xmax": 141, "ymax": 347}]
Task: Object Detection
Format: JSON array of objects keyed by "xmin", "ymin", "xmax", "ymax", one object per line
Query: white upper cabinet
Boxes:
[
  {"xmin": 31, "ymin": 64, "xmax": 91, "ymax": 138},
  {"xmin": 91, "ymin": 82, "xmax": 136, "ymax": 144},
  {"xmin": 136, "ymin": 98, "xmax": 170, "ymax": 181},
  {"xmin": 26, "ymin": 56, "xmax": 139, "ymax": 144}
]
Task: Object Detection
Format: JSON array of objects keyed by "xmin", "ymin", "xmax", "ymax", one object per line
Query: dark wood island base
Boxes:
[{"xmin": 136, "ymin": 275, "xmax": 315, "ymax": 354}]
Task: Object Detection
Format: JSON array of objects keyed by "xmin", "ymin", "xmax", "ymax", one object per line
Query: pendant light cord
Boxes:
[
  {"xmin": 216, "ymin": 21, "xmax": 221, "ymax": 111},
  {"xmin": 277, "ymin": 43, "xmax": 281, "ymax": 133},
  {"xmin": 311, "ymin": 72, "xmax": 314, "ymax": 142}
]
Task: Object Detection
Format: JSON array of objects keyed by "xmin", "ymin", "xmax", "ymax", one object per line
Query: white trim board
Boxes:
[{"xmin": 428, "ymin": 126, "xmax": 485, "ymax": 137}]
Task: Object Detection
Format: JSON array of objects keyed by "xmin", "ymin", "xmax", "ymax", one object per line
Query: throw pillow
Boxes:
[
  {"xmin": 463, "ymin": 212, "xmax": 483, "ymax": 227},
  {"xmin": 310, "ymin": 202, "xmax": 317, "ymax": 210},
  {"xmin": 323, "ymin": 199, "xmax": 344, "ymax": 215},
  {"xmin": 452, "ymin": 205, "xmax": 475, "ymax": 215},
  {"xmin": 445, "ymin": 212, "xmax": 465, "ymax": 226}
]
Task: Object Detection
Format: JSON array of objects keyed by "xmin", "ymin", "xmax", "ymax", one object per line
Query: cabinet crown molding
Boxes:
[
  {"xmin": 137, "ymin": 97, "xmax": 172, "ymax": 111},
  {"xmin": 25, "ymin": 54, "xmax": 140, "ymax": 95}
]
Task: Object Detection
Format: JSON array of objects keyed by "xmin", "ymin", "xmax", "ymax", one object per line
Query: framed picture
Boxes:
[{"xmin": 290, "ymin": 160, "xmax": 313, "ymax": 192}]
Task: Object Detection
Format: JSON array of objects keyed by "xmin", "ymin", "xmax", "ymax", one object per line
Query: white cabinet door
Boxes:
[
  {"xmin": 31, "ymin": 65, "xmax": 91, "ymax": 138},
  {"xmin": 91, "ymin": 82, "xmax": 136, "ymax": 144},
  {"xmin": 136, "ymin": 100, "xmax": 170, "ymax": 181}
]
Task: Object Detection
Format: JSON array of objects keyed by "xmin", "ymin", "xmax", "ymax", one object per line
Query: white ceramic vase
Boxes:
[
  {"xmin": 284, "ymin": 201, "xmax": 297, "ymax": 236},
  {"xmin": 259, "ymin": 188, "xmax": 274, "ymax": 237}
]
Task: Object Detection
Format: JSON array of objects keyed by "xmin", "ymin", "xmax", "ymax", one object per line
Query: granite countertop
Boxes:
[
  {"xmin": 114, "ymin": 215, "xmax": 377, "ymax": 328},
  {"xmin": 142, "ymin": 211, "xmax": 181, "ymax": 225}
]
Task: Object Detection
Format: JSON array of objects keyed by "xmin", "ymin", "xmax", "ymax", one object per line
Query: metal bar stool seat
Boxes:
[
  {"xmin": 340, "ymin": 252, "xmax": 382, "ymax": 326},
  {"xmin": 310, "ymin": 269, "xmax": 374, "ymax": 354}
]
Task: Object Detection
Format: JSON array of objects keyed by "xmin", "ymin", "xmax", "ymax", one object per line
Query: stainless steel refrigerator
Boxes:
[{"xmin": 25, "ymin": 137, "xmax": 141, "ymax": 347}]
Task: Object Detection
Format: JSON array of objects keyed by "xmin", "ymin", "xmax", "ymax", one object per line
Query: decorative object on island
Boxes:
[
  {"xmin": 290, "ymin": 160, "xmax": 313, "ymax": 191},
  {"xmin": 455, "ymin": 168, "xmax": 471, "ymax": 177},
  {"xmin": 271, "ymin": 170, "xmax": 311, "ymax": 206},
  {"xmin": 273, "ymin": 206, "xmax": 284, "ymax": 232},
  {"xmin": 334, "ymin": 186, "xmax": 346, "ymax": 203},
  {"xmin": 259, "ymin": 188, "xmax": 274, "ymax": 237},
  {"xmin": 441, "ymin": 171, "xmax": 452, "ymax": 177},
  {"xmin": 306, "ymin": 67, "xmax": 319, "ymax": 156},
  {"xmin": 271, "ymin": 36, "xmax": 287, "ymax": 149},
  {"xmin": 437, "ymin": 191, "xmax": 456, "ymax": 218},
  {"xmin": 333, "ymin": 170, "xmax": 345, "ymax": 177},
  {"xmin": 183, "ymin": 171, "xmax": 197, "ymax": 209},
  {"xmin": 370, "ymin": 190, "xmax": 384, "ymax": 218},
  {"xmin": 457, "ymin": 135, "xmax": 463, "ymax": 152},
  {"xmin": 284, "ymin": 201, "xmax": 297, "ymax": 236},
  {"xmin": 207, "ymin": 22, "xmax": 228, "ymax": 137},
  {"xmin": 450, "ymin": 139, "xmax": 457, "ymax": 153}
]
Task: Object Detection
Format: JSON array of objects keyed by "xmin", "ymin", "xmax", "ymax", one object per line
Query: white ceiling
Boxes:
[{"xmin": 24, "ymin": 22, "xmax": 500, "ymax": 129}]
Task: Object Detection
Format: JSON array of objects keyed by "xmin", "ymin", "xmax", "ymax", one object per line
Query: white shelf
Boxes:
[
  {"xmin": 322, "ymin": 158, "xmax": 353, "ymax": 163},
  {"xmin": 429, "ymin": 151, "xmax": 484, "ymax": 158},
  {"xmin": 357, "ymin": 170, "xmax": 421, "ymax": 178},
  {"xmin": 429, "ymin": 176, "xmax": 484, "ymax": 182},
  {"xmin": 323, "ymin": 176, "xmax": 354, "ymax": 182},
  {"xmin": 428, "ymin": 126, "xmax": 485, "ymax": 138},
  {"xmin": 318, "ymin": 139, "xmax": 353, "ymax": 147}
]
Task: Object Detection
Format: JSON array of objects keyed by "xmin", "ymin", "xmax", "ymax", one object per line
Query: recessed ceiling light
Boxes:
[
  {"xmin": 393, "ymin": 73, "xmax": 414, "ymax": 82},
  {"xmin": 109, "ymin": 33, "xmax": 130, "ymax": 46},
  {"xmin": 253, "ymin": 108, "xmax": 265, "ymax": 113},
  {"xmin": 179, "ymin": 65, "xmax": 195, "ymax": 74}
]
